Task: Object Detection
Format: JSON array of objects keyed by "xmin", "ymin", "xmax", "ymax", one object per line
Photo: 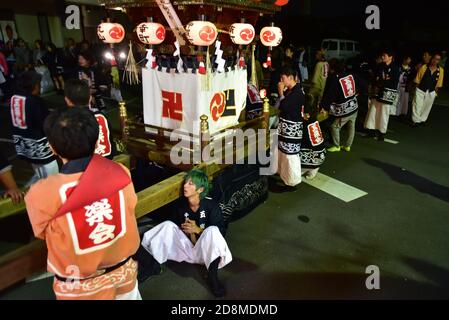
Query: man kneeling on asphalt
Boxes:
[{"xmin": 134, "ymin": 169, "xmax": 232, "ymax": 298}]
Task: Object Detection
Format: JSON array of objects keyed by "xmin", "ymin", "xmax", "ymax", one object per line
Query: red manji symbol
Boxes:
[
  {"xmin": 156, "ymin": 26, "xmax": 166, "ymax": 41},
  {"xmin": 308, "ymin": 122, "xmax": 324, "ymax": 146},
  {"xmin": 94, "ymin": 114, "xmax": 112, "ymax": 157},
  {"xmin": 109, "ymin": 26, "xmax": 124, "ymax": 40},
  {"xmin": 240, "ymin": 28, "xmax": 255, "ymax": 42},
  {"xmin": 61, "ymin": 182, "xmax": 126, "ymax": 255},
  {"xmin": 339, "ymin": 75, "xmax": 356, "ymax": 98},
  {"xmin": 262, "ymin": 30, "xmax": 276, "ymax": 43},
  {"xmin": 210, "ymin": 92, "xmax": 226, "ymax": 122},
  {"xmin": 162, "ymin": 91, "xmax": 183, "ymax": 121},
  {"xmin": 199, "ymin": 26, "xmax": 217, "ymax": 42},
  {"xmin": 10, "ymin": 95, "xmax": 27, "ymax": 129}
]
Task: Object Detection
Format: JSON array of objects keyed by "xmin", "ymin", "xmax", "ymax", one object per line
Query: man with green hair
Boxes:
[{"xmin": 135, "ymin": 169, "xmax": 232, "ymax": 298}]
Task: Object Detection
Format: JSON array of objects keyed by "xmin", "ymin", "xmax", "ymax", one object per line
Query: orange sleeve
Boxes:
[{"xmin": 24, "ymin": 181, "xmax": 54, "ymax": 239}]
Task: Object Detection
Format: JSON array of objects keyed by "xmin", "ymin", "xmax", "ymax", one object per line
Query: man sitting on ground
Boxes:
[{"xmin": 134, "ymin": 169, "xmax": 232, "ymax": 298}]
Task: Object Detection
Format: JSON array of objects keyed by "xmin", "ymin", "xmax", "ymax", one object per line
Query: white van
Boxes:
[{"xmin": 321, "ymin": 39, "xmax": 360, "ymax": 60}]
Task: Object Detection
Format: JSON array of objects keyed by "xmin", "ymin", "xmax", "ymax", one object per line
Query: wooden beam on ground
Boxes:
[
  {"xmin": 113, "ymin": 153, "xmax": 131, "ymax": 169},
  {"xmin": 135, "ymin": 171, "xmax": 186, "ymax": 219},
  {"xmin": 0, "ymin": 198, "xmax": 26, "ymax": 220},
  {"xmin": 0, "ymin": 240, "xmax": 47, "ymax": 291}
]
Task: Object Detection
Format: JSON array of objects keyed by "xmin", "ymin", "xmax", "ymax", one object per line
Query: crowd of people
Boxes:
[
  {"xmin": 0, "ymin": 36, "xmax": 122, "ymax": 104},
  {"xmin": 1, "ymin": 35, "xmax": 127, "ymax": 202},
  {"xmin": 0, "ymin": 36, "xmax": 446, "ymax": 300},
  {"xmin": 267, "ymin": 45, "xmax": 445, "ymax": 187}
]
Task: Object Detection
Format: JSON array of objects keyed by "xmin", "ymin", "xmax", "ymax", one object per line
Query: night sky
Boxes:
[{"xmin": 271, "ymin": 0, "xmax": 449, "ymax": 56}]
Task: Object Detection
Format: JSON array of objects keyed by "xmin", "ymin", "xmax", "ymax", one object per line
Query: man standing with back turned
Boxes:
[{"xmin": 25, "ymin": 107, "xmax": 141, "ymax": 300}]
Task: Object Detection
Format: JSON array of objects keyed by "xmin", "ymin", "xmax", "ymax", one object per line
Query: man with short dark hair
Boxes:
[
  {"xmin": 272, "ymin": 66, "xmax": 305, "ymax": 186},
  {"xmin": 135, "ymin": 169, "xmax": 232, "ymax": 298},
  {"xmin": 411, "ymin": 53, "xmax": 444, "ymax": 126},
  {"xmin": 25, "ymin": 107, "xmax": 141, "ymax": 300},
  {"xmin": 64, "ymin": 79, "xmax": 115, "ymax": 159},
  {"xmin": 321, "ymin": 58, "xmax": 359, "ymax": 153},
  {"xmin": 364, "ymin": 50, "xmax": 400, "ymax": 141},
  {"xmin": 10, "ymin": 70, "xmax": 59, "ymax": 186}
]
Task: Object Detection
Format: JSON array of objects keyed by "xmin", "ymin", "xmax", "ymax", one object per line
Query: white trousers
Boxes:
[
  {"xmin": 364, "ymin": 99, "xmax": 391, "ymax": 134},
  {"xmin": 271, "ymin": 147, "xmax": 302, "ymax": 187},
  {"xmin": 395, "ymin": 87, "xmax": 409, "ymax": 116},
  {"xmin": 26, "ymin": 160, "xmax": 59, "ymax": 187},
  {"xmin": 412, "ymin": 88, "xmax": 436, "ymax": 123},
  {"xmin": 141, "ymin": 221, "xmax": 232, "ymax": 270},
  {"xmin": 115, "ymin": 282, "xmax": 142, "ymax": 300}
]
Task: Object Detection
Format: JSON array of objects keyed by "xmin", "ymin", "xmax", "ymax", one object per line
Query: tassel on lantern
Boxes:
[
  {"xmin": 263, "ymin": 52, "xmax": 272, "ymax": 69},
  {"xmin": 145, "ymin": 49, "xmax": 157, "ymax": 69},
  {"xmin": 199, "ymin": 62, "xmax": 206, "ymax": 74},
  {"xmin": 198, "ymin": 55, "xmax": 206, "ymax": 75},
  {"xmin": 239, "ymin": 55, "xmax": 246, "ymax": 68}
]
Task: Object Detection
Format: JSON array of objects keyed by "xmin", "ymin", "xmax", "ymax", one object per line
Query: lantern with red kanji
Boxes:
[
  {"xmin": 97, "ymin": 22, "xmax": 125, "ymax": 44},
  {"xmin": 260, "ymin": 25, "xmax": 282, "ymax": 68},
  {"xmin": 136, "ymin": 22, "xmax": 166, "ymax": 45},
  {"xmin": 260, "ymin": 26, "xmax": 283, "ymax": 47},
  {"xmin": 229, "ymin": 23, "xmax": 255, "ymax": 45},
  {"xmin": 186, "ymin": 21, "xmax": 218, "ymax": 47}
]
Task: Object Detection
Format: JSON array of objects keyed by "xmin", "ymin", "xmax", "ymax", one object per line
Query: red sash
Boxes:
[{"xmin": 54, "ymin": 155, "xmax": 131, "ymax": 220}]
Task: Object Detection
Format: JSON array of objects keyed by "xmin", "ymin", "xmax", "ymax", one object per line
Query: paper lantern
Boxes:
[
  {"xmin": 136, "ymin": 22, "xmax": 166, "ymax": 45},
  {"xmin": 229, "ymin": 23, "xmax": 255, "ymax": 45},
  {"xmin": 97, "ymin": 23, "xmax": 125, "ymax": 44},
  {"xmin": 260, "ymin": 26, "xmax": 283, "ymax": 47},
  {"xmin": 186, "ymin": 21, "xmax": 218, "ymax": 46},
  {"xmin": 275, "ymin": 0, "xmax": 289, "ymax": 6}
]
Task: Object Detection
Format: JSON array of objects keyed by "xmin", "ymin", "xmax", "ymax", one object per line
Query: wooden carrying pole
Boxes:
[
  {"xmin": 200, "ymin": 114, "xmax": 210, "ymax": 163},
  {"xmin": 119, "ymin": 101, "xmax": 129, "ymax": 143}
]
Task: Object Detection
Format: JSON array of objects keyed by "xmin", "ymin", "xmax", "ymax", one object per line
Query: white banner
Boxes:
[{"xmin": 142, "ymin": 68, "xmax": 247, "ymax": 135}]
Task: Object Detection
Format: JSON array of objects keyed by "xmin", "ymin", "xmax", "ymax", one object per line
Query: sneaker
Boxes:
[
  {"xmin": 305, "ymin": 172, "xmax": 317, "ymax": 180},
  {"xmin": 341, "ymin": 146, "xmax": 351, "ymax": 152},
  {"xmin": 327, "ymin": 146, "xmax": 341, "ymax": 152}
]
